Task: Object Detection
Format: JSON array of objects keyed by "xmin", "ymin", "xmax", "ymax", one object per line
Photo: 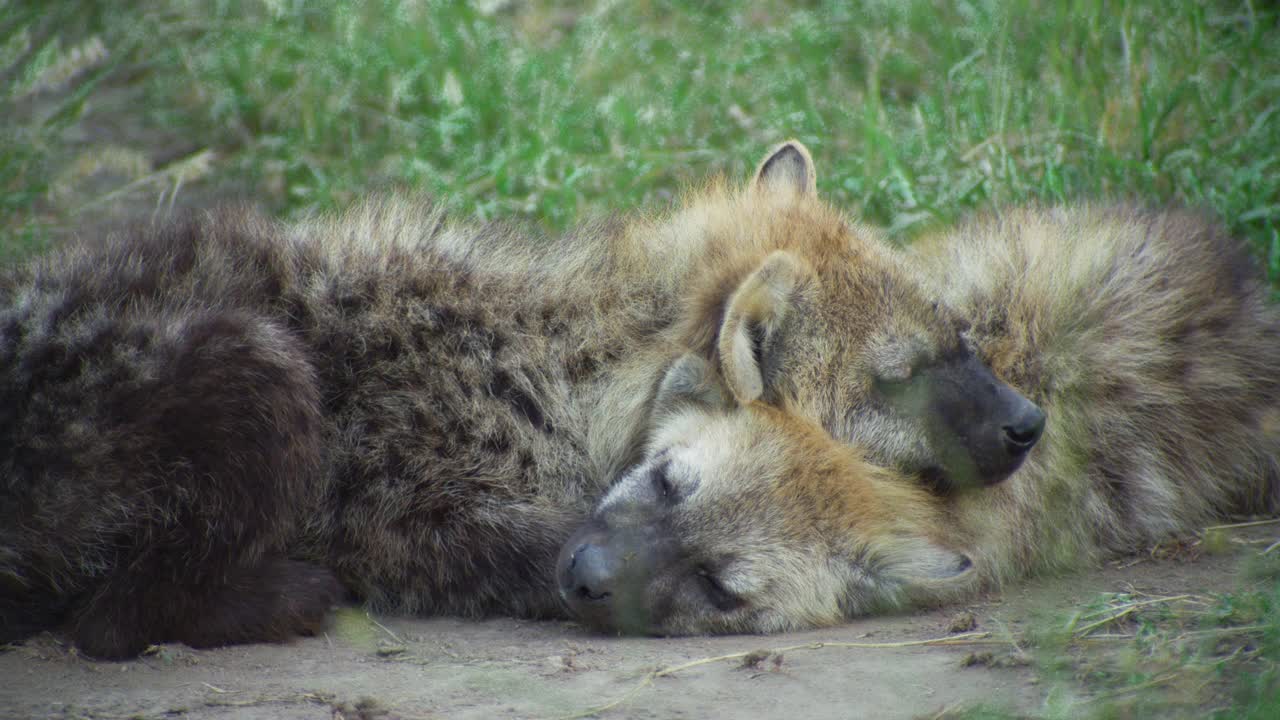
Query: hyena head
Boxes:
[
  {"xmin": 558, "ymin": 355, "xmax": 974, "ymax": 635},
  {"xmin": 672, "ymin": 141, "xmax": 1045, "ymax": 491}
]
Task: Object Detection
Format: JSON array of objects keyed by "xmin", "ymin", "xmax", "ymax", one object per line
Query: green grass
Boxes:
[
  {"xmin": 2, "ymin": 0, "xmax": 1278, "ymax": 272},
  {"xmin": 935, "ymin": 541, "xmax": 1280, "ymax": 720},
  {"xmin": 933, "ymin": 578, "xmax": 1280, "ymax": 718},
  {"xmin": 2, "ymin": 1, "xmax": 1279, "ymax": 714}
]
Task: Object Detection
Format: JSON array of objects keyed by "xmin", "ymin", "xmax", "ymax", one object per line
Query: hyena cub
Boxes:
[
  {"xmin": 559, "ymin": 354, "xmax": 969, "ymax": 636},
  {"xmin": 562, "ymin": 205, "xmax": 1280, "ymax": 635},
  {"xmin": 1, "ymin": 141, "xmax": 1033, "ymax": 657},
  {"xmin": 0, "ymin": 200, "xmax": 636, "ymax": 658},
  {"xmin": 909, "ymin": 205, "xmax": 1280, "ymax": 578},
  {"xmin": 667, "ymin": 146, "xmax": 1045, "ymax": 493}
]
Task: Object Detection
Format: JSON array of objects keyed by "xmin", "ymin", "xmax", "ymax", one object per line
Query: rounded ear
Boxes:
[
  {"xmin": 752, "ymin": 140, "xmax": 817, "ymax": 198},
  {"xmin": 717, "ymin": 251, "xmax": 808, "ymax": 405},
  {"xmin": 653, "ymin": 354, "xmax": 732, "ymax": 416},
  {"xmin": 842, "ymin": 535, "xmax": 973, "ymax": 615},
  {"xmin": 892, "ymin": 538, "xmax": 973, "ymax": 582},
  {"xmin": 866, "ymin": 533, "xmax": 973, "ymax": 591}
]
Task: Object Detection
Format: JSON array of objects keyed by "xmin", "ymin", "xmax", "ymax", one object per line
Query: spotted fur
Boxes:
[
  {"xmin": 571, "ymin": 205, "xmax": 1280, "ymax": 635},
  {"xmin": 0, "ymin": 142, "xmax": 992, "ymax": 656},
  {"xmin": 0, "ymin": 201, "xmax": 666, "ymax": 657}
]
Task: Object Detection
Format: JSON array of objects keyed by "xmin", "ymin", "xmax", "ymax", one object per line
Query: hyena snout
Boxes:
[
  {"xmin": 1001, "ymin": 395, "xmax": 1046, "ymax": 456},
  {"xmin": 557, "ymin": 523, "xmax": 662, "ymax": 634},
  {"xmin": 924, "ymin": 354, "xmax": 1046, "ymax": 488}
]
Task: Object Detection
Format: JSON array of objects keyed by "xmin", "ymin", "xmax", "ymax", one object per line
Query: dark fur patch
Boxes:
[
  {"xmin": 488, "ymin": 370, "xmax": 551, "ymax": 433},
  {"xmin": 70, "ymin": 557, "xmax": 341, "ymax": 659},
  {"xmin": 565, "ymin": 351, "xmax": 600, "ymax": 383},
  {"xmin": 0, "ymin": 196, "xmax": 631, "ymax": 655},
  {"xmin": 483, "ymin": 433, "xmax": 513, "ymax": 456},
  {"xmin": 1096, "ymin": 462, "xmax": 1134, "ymax": 525}
]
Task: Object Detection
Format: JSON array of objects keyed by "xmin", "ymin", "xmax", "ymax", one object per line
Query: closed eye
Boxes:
[
  {"xmin": 651, "ymin": 461, "xmax": 675, "ymax": 500},
  {"xmin": 874, "ymin": 360, "xmax": 917, "ymax": 388},
  {"xmin": 697, "ymin": 566, "xmax": 744, "ymax": 612},
  {"xmin": 876, "ymin": 365, "xmax": 914, "ymax": 385},
  {"xmin": 875, "ymin": 350, "xmax": 924, "ymax": 385}
]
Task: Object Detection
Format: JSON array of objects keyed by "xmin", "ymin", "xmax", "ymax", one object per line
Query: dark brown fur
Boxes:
[
  {"xmin": 1, "ymin": 217, "xmax": 339, "ymax": 657},
  {"xmin": 0, "ymin": 206, "xmax": 645, "ymax": 656}
]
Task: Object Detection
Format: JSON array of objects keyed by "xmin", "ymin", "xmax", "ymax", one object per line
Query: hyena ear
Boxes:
[
  {"xmin": 717, "ymin": 251, "xmax": 809, "ymax": 405},
  {"xmin": 887, "ymin": 537, "xmax": 973, "ymax": 583},
  {"xmin": 653, "ymin": 354, "xmax": 733, "ymax": 415},
  {"xmin": 752, "ymin": 140, "xmax": 817, "ymax": 198}
]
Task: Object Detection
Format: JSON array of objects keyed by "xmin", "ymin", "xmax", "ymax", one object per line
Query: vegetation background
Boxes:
[
  {"xmin": 2, "ymin": 1, "xmax": 1278, "ymax": 717},
  {"xmin": 2, "ymin": 0, "xmax": 1278, "ymax": 272}
]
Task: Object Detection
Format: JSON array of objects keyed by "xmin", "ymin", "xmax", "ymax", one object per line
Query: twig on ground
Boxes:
[
  {"xmin": 1072, "ymin": 594, "xmax": 1193, "ymax": 636},
  {"xmin": 366, "ymin": 612, "xmax": 406, "ymax": 645},
  {"xmin": 1077, "ymin": 672, "xmax": 1181, "ymax": 704},
  {"xmin": 551, "ymin": 631, "xmax": 994, "ymax": 720}
]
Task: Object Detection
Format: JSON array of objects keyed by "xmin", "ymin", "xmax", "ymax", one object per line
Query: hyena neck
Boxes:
[
  {"xmin": 582, "ymin": 343, "xmax": 684, "ymax": 486},
  {"xmin": 495, "ymin": 209, "xmax": 743, "ymax": 492}
]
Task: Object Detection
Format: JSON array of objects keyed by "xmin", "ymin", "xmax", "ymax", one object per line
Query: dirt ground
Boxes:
[{"xmin": 1, "ymin": 539, "xmax": 1264, "ymax": 720}]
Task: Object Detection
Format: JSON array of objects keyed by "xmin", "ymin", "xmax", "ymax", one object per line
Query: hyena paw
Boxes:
[
  {"xmin": 176, "ymin": 559, "xmax": 345, "ymax": 649},
  {"xmin": 71, "ymin": 559, "xmax": 345, "ymax": 658}
]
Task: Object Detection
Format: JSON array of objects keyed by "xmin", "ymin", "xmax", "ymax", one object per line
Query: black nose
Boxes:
[
  {"xmin": 557, "ymin": 524, "xmax": 660, "ymax": 633},
  {"xmin": 1002, "ymin": 404, "xmax": 1046, "ymax": 455},
  {"xmin": 565, "ymin": 543, "xmax": 615, "ymax": 604}
]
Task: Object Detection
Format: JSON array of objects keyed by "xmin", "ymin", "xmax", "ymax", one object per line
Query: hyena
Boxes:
[
  {"xmin": 908, "ymin": 205, "xmax": 1280, "ymax": 578},
  {"xmin": 0, "ymin": 141, "xmax": 1038, "ymax": 658},
  {"xmin": 0, "ymin": 198, "xmax": 652, "ymax": 658},
  {"xmin": 560, "ymin": 206, "xmax": 1280, "ymax": 635},
  {"xmin": 664, "ymin": 145, "xmax": 1045, "ymax": 492},
  {"xmin": 559, "ymin": 354, "xmax": 971, "ymax": 635}
]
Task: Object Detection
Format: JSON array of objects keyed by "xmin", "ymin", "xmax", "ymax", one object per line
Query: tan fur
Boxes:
[
  {"xmin": 564, "ymin": 355, "xmax": 970, "ymax": 634},
  {"xmin": 657, "ymin": 179, "xmax": 989, "ymax": 484},
  {"xmin": 594, "ymin": 204, "xmax": 1280, "ymax": 633},
  {"xmin": 906, "ymin": 205, "xmax": 1280, "ymax": 583}
]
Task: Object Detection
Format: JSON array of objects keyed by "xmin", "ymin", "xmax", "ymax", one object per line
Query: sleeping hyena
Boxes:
[
  {"xmin": 1, "ymin": 141, "xmax": 1046, "ymax": 657},
  {"xmin": 559, "ymin": 354, "xmax": 973, "ymax": 635},
  {"xmin": 560, "ymin": 203, "xmax": 1280, "ymax": 635}
]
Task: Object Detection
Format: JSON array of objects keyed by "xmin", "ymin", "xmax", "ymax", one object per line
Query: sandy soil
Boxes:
[{"xmin": 1, "ymin": 539, "xmax": 1261, "ymax": 720}]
